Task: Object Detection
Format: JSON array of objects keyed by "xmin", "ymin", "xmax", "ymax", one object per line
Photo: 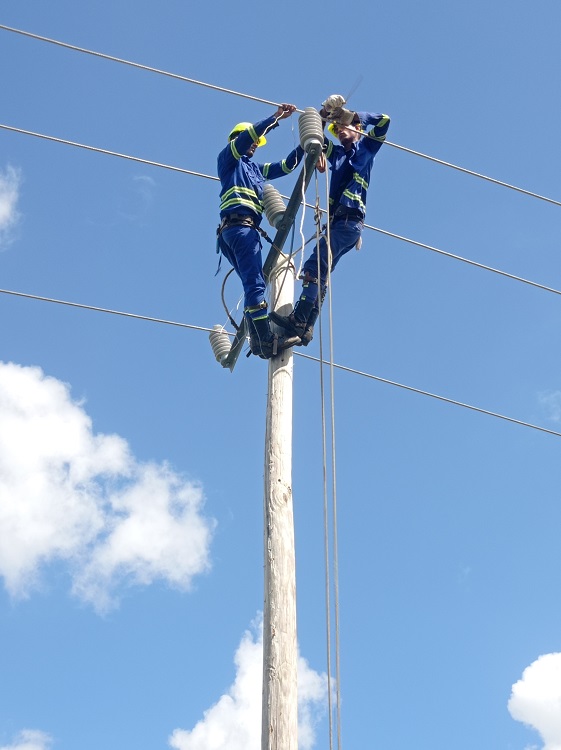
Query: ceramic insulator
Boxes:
[
  {"xmin": 298, "ymin": 107, "xmax": 324, "ymax": 152},
  {"xmin": 209, "ymin": 325, "xmax": 231, "ymax": 364},
  {"xmin": 262, "ymin": 183, "xmax": 286, "ymax": 229}
]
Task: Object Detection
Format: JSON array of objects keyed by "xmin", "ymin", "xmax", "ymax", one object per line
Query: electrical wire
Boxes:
[
  {"xmin": 0, "ymin": 24, "xmax": 281, "ymax": 109},
  {"xmin": 1, "ymin": 285, "xmax": 560, "ymax": 437},
  {"xmin": 2, "ymin": 22, "xmax": 561, "ymax": 209},
  {"xmin": 3, "ymin": 121, "xmax": 561, "ymax": 301},
  {"xmin": 0, "ymin": 287, "xmax": 220, "ymax": 334},
  {"xmin": 296, "ymin": 350, "xmax": 561, "ymax": 439},
  {"xmin": 0, "ymin": 123, "xmax": 214, "ymax": 178}
]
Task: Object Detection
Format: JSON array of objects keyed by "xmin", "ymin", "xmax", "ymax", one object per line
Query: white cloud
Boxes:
[
  {"xmin": 0, "ymin": 361, "xmax": 215, "ymax": 613},
  {"xmin": 169, "ymin": 618, "xmax": 328, "ymax": 750},
  {"xmin": 0, "ymin": 730, "xmax": 52, "ymax": 750},
  {"xmin": 508, "ymin": 653, "xmax": 561, "ymax": 750},
  {"xmin": 0, "ymin": 164, "xmax": 22, "ymax": 248},
  {"xmin": 538, "ymin": 391, "xmax": 561, "ymax": 423}
]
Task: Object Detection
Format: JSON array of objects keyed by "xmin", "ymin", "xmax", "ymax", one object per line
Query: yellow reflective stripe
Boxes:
[
  {"xmin": 328, "ymin": 197, "xmax": 334, "ymax": 204},
  {"xmin": 230, "ymin": 140, "xmax": 241, "ymax": 160},
  {"xmin": 263, "ymin": 163, "xmax": 270, "ymax": 178},
  {"xmin": 281, "ymin": 159, "xmax": 294, "ymax": 175},
  {"xmin": 222, "ymin": 185, "xmax": 259, "ymax": 200},
  {"xmin": 325, "ymin": 141, "xmax": 334, "ymax": 158},
  {"xmin": 342, "ymin": 189, "xmax": 365, "ymax": 211},
  {"xmin": 246, "ymin": 303, "xmax": 267, "ymax": 313},
  {"xmin": 248, "ymin": 125, "xmax": 259, "ymax": 143},
  {"xmin": 353, "ymin": 172, "xmax": 368, "ymax": 190},
  {"xmin": 377, "ymin": 115, "xmax": 390, "ymax": 128},
  {"xmin": 220, "ymin": 198, "xmax": 263, "ymax": 213},
  {"xmin": 368, "ymin": 131, "xmax": 386, "ymax": 142},
  {"xmin": 220, "ymin": 196, "xmax": 263, "ymax": 213}
]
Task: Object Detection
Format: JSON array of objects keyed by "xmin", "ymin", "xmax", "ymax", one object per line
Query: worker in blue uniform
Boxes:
[
  {"xmin": 217, "ymin": 103, "xmax": 304, "ymax": 359},
  {"xmin": 270, "ymin": 94, "xmax": 390, "ymax": 346}
]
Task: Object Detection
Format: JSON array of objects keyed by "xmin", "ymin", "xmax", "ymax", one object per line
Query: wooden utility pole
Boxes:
[
  {"xmin": 261, "ymin": 117, "xmax": 323, "ymax": 750},
  {"xmin": 261, "ymin": 256, "xmax": 298, "ymax": 750}
]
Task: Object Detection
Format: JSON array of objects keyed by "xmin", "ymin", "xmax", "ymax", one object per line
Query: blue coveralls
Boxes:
[
  {"xmin": 217, "ymin": 116, "xmax": 304, "ymax": 322},
  {"xmin": 300, "ymin": 111, "xmax": 390, "ymax": 305}
]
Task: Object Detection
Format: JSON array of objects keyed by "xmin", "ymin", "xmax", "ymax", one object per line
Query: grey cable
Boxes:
[
  {"xmin": 0, "ymin": 123, "xmax": 218, "ymax": 179},
  {"xmin": 295, "ymin": 351, "xmax": 561, "ymax": 439},
  {"xmin": 1, "ymin": 286, "xmax": 559, "ymax": 438},
  {"xmin": 0, "ymin": 287, "xmax": 220, "ymax": 334},
  {"xmin": 385, "ymin": 140, "xmax": 561, "ymax": 208},
  {"xmin": 4, "ymin": 119, "xmax": 560, "ymax": 299},
  {"xmin": 0, "ymin": 24, "xmax": 285, "ymax": 110},
  {"xmin": 2, "ymin": 23, "xmax": 561, "ymax": 208}
]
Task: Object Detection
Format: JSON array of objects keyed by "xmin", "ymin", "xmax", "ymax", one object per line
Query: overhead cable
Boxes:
[
  {"xmin": 1, "ymin": 285, "xmax": 560, "ymax": 440},
  {"xmin": 2, "ymin": 121, "xmax": 561, "ymax": 299},
  {"xmin": 0, "ymin": 287, "xmax": 216, "ymax": 334},
  {"xmin": 0, "ymin": 123, "xmax": 214, "ymax": 179},
  {"xmin": 2, "ymin": 23, "xmax": 561, "ymax": 209},
  {"xmin": 297, "ymin": 351, "xmax": 561, "ymax": 439},
  {"xmin": 0, "ymin": 24, "xmax": 279, "ymax": 108},
  {"xmin": 382, "ymin": 141, "xmax": 561, "ymax": 208}
]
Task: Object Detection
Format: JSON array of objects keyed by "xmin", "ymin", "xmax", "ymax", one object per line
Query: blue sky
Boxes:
[{"xmin": 1, "ymin": 1, "xmax": 561, "ymax": 749}]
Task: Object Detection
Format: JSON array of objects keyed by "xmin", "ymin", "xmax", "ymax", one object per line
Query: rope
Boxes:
[
  {"xmin": 314, "ymin": 165, "xmax": 344, "ymax": 750},
  {"xmin": 323, "ymin": 173, "xmax": 343, "ymax": 750},
  {"xmin": 316, "ymin": 171, "xmax": 334, "ymax": 750},
  {"xmin": 2, "ymin": 23, "xmax": 561, "ymax": 208}
]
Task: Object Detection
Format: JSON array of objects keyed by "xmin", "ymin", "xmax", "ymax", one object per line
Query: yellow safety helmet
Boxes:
[
  {"xmin": 228, "ymin": 122, "xmax": 266, "ymax": 146},
  {"xmin": 328, "ymin": 119, "xmax": 362, "ymax": 136}
]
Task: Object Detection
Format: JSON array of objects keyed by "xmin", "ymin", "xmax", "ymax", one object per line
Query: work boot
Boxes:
[
  {"xmin": 247, "ymin": 315, "xmax": 301, "ymax": 360},
  {"xmin": 269, "ymin": 297, "xmax": 316, "ymax": 345},
  {"xmin": 299, "ymin": 305, "xmax": 320, "ymax": 346}
]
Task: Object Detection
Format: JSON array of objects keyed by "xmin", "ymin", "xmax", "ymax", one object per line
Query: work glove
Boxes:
[
  {"xmin": 321, "ymin": 94, "xmax": 346, "ymax": 112},
  {"xmin": 330, "ymin": 107, "xmax": 356, "ymax": 126}
]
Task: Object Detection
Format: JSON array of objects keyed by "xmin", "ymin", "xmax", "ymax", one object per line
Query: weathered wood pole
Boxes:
[
  {"xmin": 261, "ymin": 256, "xmax": 298, "ymax": 750},
  {"xmin": 261, "ymin": 110, "xmax": 323, "ymax": 750}
]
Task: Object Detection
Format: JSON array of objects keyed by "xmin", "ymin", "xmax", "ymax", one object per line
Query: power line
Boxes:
[
  {"xmin": 0, "ymin": 287, "xmax": 215, "ymax": 334},
  {"xmin": 1, "ymin": 285, "xmax": 560, "ymax": 440},
  {"xmin": 2, "ymin": 121, "xmax": 561, "ymax": 300},
  {"xmin": 296, "ymin": 351, "xmax": 561, "ymax": 440},
  {"xmin": 0, "ymin": 24, "xmax": 280, "ymax": 109},
  {"xmin": 0, "ymin": 123, "xmax": 215, "ymax": 179},
  {"xmin": 386, "ymin": 141, "xmax": 561, "ymax": 208},
  {"xmin": 2, "ymin": 22, "xmax": 561, "ymax": 209}
]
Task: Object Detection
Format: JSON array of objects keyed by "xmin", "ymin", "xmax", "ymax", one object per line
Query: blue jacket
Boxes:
[
  {"xmin": 218, "ymin": 115, "xmax": 304, "ymax": 225},
  {"xmin": 324, "ymin": 111, "xmax": 390, "ymax": 217}
]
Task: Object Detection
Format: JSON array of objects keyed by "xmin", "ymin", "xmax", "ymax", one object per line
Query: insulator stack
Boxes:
[
  {"xmin": 298, "ymin": 108, "xmax": 324, "ymax": 153},
  {"xmin": 262, "ymin": 183, "xmax": 286, "ymax": 228},
  {"xmin": 209, "ymin": 325, "xmax": 231, "ymax": 365}
]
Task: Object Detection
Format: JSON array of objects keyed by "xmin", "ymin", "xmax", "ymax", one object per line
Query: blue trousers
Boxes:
[
  {"xmin": 301, "ymin": 217, "xmax": 363, "ymax": 303},
  {"xmin": 218, "ymin": 225, "xmax": 266, "ymax": 310}
]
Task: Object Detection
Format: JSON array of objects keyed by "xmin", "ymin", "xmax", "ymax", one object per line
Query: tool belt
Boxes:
[
  {"xmin": 217, "ymin": 213, "xmax": 258, "ymax": 236},
  {"xmin": 331, "ymin": 206, "xmax": 364, "ymax": 223}
]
